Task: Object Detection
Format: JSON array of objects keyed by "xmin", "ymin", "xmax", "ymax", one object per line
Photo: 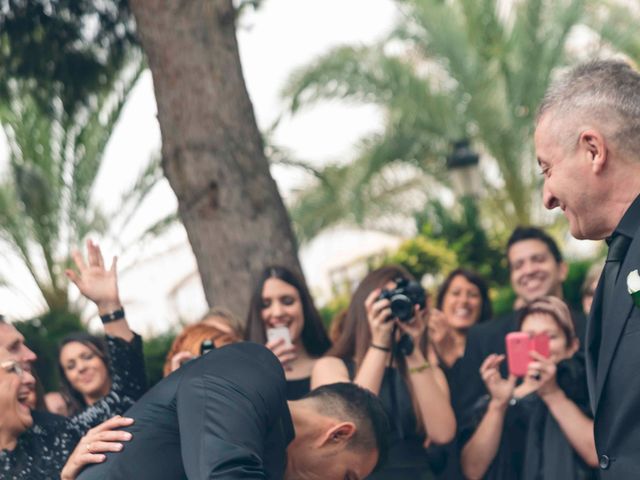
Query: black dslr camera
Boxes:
[{"xmin": 377, "ymin": 277, "xmax": 426, "ymax": 322}]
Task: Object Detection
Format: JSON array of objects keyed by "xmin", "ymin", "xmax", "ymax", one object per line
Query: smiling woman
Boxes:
[
  {"xmin": 245, "ymin": 265, "xmax": 331, "ymax": 400},
  {"xmin": 431, "ymin": 269, "xmax": 492, "ymax": 370},
  {"xmin": 58, "ymin": 334, "xmax": 112, "ymax": 414},
  {"xmin": 57, "ymin": 240, "xmax": 147, "ymax": 420}
]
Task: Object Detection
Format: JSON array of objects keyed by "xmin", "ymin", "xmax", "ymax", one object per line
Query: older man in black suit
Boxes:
[
  {"xmin": 78, "ymin": 342, "xmax": 389, "ymax": 480},
  {"xmin": 535, "ymin": 59, "xmax": 640, "ymax": 477}
]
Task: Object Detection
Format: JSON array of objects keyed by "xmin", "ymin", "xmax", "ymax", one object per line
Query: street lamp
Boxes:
[{"xmin": 446, "ymin": 139, "xmax": 481, "ymax": 197}]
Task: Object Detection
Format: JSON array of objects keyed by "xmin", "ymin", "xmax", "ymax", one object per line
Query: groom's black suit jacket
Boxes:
[
  {"xmin": 78, "ymin": 342, "xmax": 294, "ymax": 480},
  {"xmin": 586, "ymin": 194, "xmax": 640, "ymax": 478}
]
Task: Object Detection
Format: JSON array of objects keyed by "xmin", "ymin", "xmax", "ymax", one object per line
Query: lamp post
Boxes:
[{"xmin": 446, "ymin": 139, "xmax": 481, "ymax": 197}]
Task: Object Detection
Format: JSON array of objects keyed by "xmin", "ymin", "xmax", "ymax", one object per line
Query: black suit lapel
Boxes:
[
  {"xmin": 594, "ymin": 235, "xmax": 640, "ymax": 411},
  {"xmin": 585, "ymin": 274, "xmax": 605, "ymax": 413}
]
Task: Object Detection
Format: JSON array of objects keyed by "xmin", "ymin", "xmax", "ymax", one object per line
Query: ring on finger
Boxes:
[{"xmin": 86, "ymin": 443, "xmax": 92, "ymax": 453}]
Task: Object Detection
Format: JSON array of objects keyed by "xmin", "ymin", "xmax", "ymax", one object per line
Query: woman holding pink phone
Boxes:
[
  {"xmin": 460, "ymin": 296, "xmax": 597, "ymax": 480},
  {"xmin": 245, "ymin": 265, "xmax": 331, "ymax": 400}
]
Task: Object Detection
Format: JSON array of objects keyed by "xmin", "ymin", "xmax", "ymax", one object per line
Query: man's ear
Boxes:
[
  {"xmin": 559, "ymin": 261, "xmax": 569, "ymax": 282},
  {"xmin": 319, "ymin": 422, "xmax": 356, "ymax": 447},
  {"xmin": 579, "ymin": 129, "xmax": 608, "ymax": 174}
]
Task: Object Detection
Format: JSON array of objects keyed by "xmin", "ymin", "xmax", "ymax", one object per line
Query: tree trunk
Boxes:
[{"xmin": 129, "ymin": 0, "xmax": 301, "ymax": 316}]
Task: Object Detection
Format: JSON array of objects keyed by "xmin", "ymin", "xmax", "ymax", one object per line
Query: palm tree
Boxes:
[
  {"xmin": 280, "ymin": 0, "xmax": 624, "ymax": 242},
  {"xmin": 0, "ymin": 52, "xmax": 167, "ymax": 317}
]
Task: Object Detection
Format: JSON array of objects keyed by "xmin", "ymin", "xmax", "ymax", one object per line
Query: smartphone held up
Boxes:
[
  {"xmin": 267, "ymin": 326, "xmax": 292, "ymax": 347},
  {"xmin": 505, "ymin": 332, "xmax": 550, "ymax": 377}
]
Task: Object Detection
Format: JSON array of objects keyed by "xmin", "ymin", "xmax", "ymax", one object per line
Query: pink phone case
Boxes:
[
  {"xmin": 506, "ymin": 332, "xmax": 530, "ymax": 377},
  {"xmin": 506, "ymin": 332, "xmax": 551, "ymax": 377},
  {"xmin": 531, "ymin": 333, "xmax": 550, "ymax": 358}
]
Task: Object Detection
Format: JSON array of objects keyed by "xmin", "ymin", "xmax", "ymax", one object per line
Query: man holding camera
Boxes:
[
  {"xmin": 78, "ymin": 342, "xmax": 390, "ymax": 480},
  {"xmin": 535, "ymin": 59, "xmax": 640, "ymax": 478}
]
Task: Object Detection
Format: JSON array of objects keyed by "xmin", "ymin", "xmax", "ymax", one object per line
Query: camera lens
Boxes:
[{"xmin": 390, "ymin": 294, "xmax": 414, "ymax": 321}]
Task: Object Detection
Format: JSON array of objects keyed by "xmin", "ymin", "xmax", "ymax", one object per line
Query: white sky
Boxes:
[{"xmin": 1, "ymin": 0, "xmax": 402, "ymax": 332}]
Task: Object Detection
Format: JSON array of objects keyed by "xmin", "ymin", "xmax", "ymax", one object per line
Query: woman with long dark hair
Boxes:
[
  {"xmin": 311, "ymin": 265, "xmax": 456, "ymax": 479},
  {"xmin": 245, "ymin": 265, "xmax": 331, "ymax": 400},
  {"xmin": 58, "ymin": 240, "xmax": 146, "ymax": 421}
]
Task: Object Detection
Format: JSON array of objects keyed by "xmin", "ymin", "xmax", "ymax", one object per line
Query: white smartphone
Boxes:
[{"xmin": 266, "ymin": 326, "xmax": 292, "ymax": 347}]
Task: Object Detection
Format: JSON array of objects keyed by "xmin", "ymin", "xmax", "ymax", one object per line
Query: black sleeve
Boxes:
[
  {"xmin": 67, "ymin": 333, "xmax": 147, "ymax": 433},
  {"xmin": 556, "ymin": 353, "xmax": 591, "ymax": 416},
  {"xmin": 458, "ymin": 394, "xmax": 491, "ymax": 448},
  {"xmin": 454, "ymin": 326, "xmax": 488, "ymax": 422},
  {"xmin": 105, "ymin": 333, "xmax": 147, "ymax": 402},
  {"xmin": 176, "ymin": 343, "xmax": 288, "ymax": 480}
]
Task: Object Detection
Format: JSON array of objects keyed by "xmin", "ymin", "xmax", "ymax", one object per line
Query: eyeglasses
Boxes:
[{"xmin": 0, "ymin": 360, "xmax": 26, "ymax": 378}]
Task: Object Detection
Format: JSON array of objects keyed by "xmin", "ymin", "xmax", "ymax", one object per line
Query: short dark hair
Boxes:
[
  {"xmin": 507, "ymin": 226, "xmax": 563, "ymax": 265},
  {"xmin": 245, "ymin": 265, "xmax": 331, "ymax": 357},
  {"xmin": 436, "ymin": 268, "xmax": 492, "ymax": 324},
  {"xmin": 516, "ymin": 296, "xmax": 576, "ymax": 346},
  {"xmin": 304, "ymin": 382, "xmax": 390, "ymax": 471}
]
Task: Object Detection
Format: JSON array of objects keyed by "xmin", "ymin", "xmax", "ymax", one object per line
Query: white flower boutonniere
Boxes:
[{"xmin": 627, "ymin": 270, "xmax": 640, "ymax": 307}]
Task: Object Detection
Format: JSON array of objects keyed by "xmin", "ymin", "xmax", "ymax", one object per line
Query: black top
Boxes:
[
  {"xmin": 459, "ymin": 355, "xmax": 596, "ymax": 480},
  {"xmin": 455, "ymin": 308, "xmax": 585, "ymax": 421},
  {"xmin": 522, "ymin": 357, "xmax": 597, "ymax": 480},
  {"xmin": 78, "ymin": 342, "xmax": 294, "ymax": 480},
  {"xmin": 286, "ymin": 376, "xmax": 311, "ymax": 400},
  {"xmin": 0, "ymin": 411, "xmax": 82, "ymax": 480},
  {"xmin": 425, "ymin": 357, "xmax": 465, "ymax": 479},
  {"xmin": 0, "ymin": 334, "xmax": 146, "ymax": 480},
  {"xmin": 344, "ymin": 359, "xmax": 431, "ymax": 480},
  {"xmin": 69, "ymin": 333, "xmax": 147, "ymax": 427},
  {"xmin": 460, "ymin": 393, "xmax": 530, "ymax": 480}
]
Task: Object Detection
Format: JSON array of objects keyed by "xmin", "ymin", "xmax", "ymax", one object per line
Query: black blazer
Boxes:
[
  {"xmin": 586, "ymin": 232, "xmax": 640, "ymax": 477},
  {"xmin": 78, "ymin": 342, "xmax": 294, "ymax": 480}
]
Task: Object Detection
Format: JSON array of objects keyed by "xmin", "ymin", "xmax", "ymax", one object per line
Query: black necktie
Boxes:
[
  {"xmin": 605, "ymin": 234, "xmax": 631, "ymax": 284},
  {"xmin": 600, "ymin": 234, "xmax": 632, "ymax": 344}
]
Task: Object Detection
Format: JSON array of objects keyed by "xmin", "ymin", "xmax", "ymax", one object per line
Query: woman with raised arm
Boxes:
[
  {"xmin": 245, "ymin": 265, "xmax": 331, "ymax": 400},
  {"xmin": 58, "ymin": 240, "xmax": 146, "ymax": 424},
  {"xmin": 312, "ymin": 265, "xmax": 456, "ymax": 479}
]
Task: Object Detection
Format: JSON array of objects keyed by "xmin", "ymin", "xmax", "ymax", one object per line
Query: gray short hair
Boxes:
[{"xmin": 537, "ymin": 59, "xmax": 640, "ymax": 157}]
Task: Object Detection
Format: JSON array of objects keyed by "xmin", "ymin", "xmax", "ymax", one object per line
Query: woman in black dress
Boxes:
[
  {"xmin": 59, "ymin": 240, "xmax": 146, "ymax": 423},
  {"xmin": 312, "ymin": 265, "xmax": 456, "ymax": 479},
  {"xmin": 460, "ymin": 296, "xmax": 598, "ymax": 479},
  {"xmin": 245, "ymin": 265, "xmax": 331, "ymax": 400}
]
